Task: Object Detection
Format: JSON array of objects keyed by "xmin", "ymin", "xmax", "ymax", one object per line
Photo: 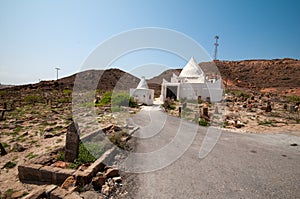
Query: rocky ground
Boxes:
[
  {"xmin": 164, "ymin": 90, "xmax": 300, "ymax": 137},
  {"xmin": 0, "ymin": 88, "xmax": 139, "ymax": 198}
]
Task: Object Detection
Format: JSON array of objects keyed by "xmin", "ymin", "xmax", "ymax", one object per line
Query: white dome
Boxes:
[
  {"xmin": 179, "ymin": 57, "xmax": 204, "ymax": 77},
  {"xmin": 137, "ymin": 76, "xmax": 149, "ymax": 89}
]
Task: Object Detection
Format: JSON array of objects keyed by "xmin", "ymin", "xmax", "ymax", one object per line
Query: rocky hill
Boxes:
[
  {"xmin": 215, "ymin": 58, "xmax": 300, "ymax": 89},
  {"xmin": 1, "ymin": 68, "xmax": 140, "ymax": 93}
]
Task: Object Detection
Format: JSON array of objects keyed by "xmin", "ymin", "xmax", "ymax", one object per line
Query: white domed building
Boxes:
[
  {"xmin": 160, "ymin": 57, "xmax": 223, "ymax": 102},
  {"xmin": 130, "ymin": 76, "xmax": 154, "ymax": 105}
]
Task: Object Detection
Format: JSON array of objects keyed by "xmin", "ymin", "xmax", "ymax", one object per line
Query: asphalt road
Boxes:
[{"xmin": 123, "ymin": 105, "xmax": 300, "ymax": 199}]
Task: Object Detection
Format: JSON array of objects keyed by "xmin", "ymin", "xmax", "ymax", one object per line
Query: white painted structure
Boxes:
[
  {"xmin": 160, "ymin": 57, "xmax": 223, "ymax": 102},
  {"xmin": 130, "ymin": 76, "xmax": 154, "ymax": 105}
]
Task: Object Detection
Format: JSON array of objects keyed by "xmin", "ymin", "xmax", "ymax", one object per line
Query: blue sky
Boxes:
[{"xmin": 0, "ymin": 0, "xmax": 299, "ymax": 85}]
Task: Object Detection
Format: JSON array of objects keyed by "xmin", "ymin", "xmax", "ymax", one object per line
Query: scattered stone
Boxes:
[
  {"xmin": 11, "ymin": 143, "xmax": 26, "ymax": 152},
  {"xmin": 78, "ymin": 164, "xmax": 89, "ymax": 171},
  {"xmin": 92, "ymin": 173, "xmax": 106, "ymax": 190},
  {"xmin": 53, "ymin": 161, "xmax": 68, "ymax": 169},
  {"xmin": 61, "ymin": 176, "xmax": 77, "ymax": 191},
  {"xmin": 49, "ymin": 187, "xmax": 68, "ymax": 199},
  {"xmin": 113, "ymin": 176, "xmax": 122, "ymax": 183},
  {"xmin": 105, "ymin": 168, "xmax": 119, "ymax": 178},
  {"xmin": 44, "ymin": 127, "xmax": 54, "ymax": 132},
  {"xmin": 64, "ymin": 192, "xmax": 82, "ymax": 199},
  {"xmin": 21, "ymin": 132, "xmax": 29, "ymax": 137},
  {"xmin": 11, "ymin": 190, "xmax": 25, "ymax": 199},
  {"xmin": 44, "ymin": 132, "xmax": 55, "ymax": 139},
  {"xmin": 101, "ymin": 184, "xmax": 111, "ymax": 196},
  {"xmin": 234, "ymin": 120, "xmax": 245, "ymax": 128},
  {"xmin": 24, "ymin": 185, "xmax": 49, "ymax": 199},
  {"xmin": 45, "ymin": 185, "xmax": 58, "ymax": 197},
  {"xmin": 80, "ymin": 190, "xmax": 100, "ymax": 199}
]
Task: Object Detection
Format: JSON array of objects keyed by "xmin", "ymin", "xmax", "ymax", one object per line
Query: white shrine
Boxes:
[
  {"xmin": 160, "ymin": 57, "xmax": 223, "ymax": 102},
  {"xmin": 130, "ymin": 76, "xmax": 154, "ymax": 105}
]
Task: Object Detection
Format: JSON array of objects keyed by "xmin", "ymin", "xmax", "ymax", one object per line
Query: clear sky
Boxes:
[{"xmin": 0, "ymin": 0, "xmax": 299, "ymax": 85}]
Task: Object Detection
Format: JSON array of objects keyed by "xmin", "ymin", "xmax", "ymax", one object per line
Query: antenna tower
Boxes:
[{"xmin": 214, "ymin": 35, "xmax": 219, "ymax": 60}]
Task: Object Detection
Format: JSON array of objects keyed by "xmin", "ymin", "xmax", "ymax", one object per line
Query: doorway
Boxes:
[{"xmin": 166, "ymin": 86, "xmax": 178, "ymax": 100}]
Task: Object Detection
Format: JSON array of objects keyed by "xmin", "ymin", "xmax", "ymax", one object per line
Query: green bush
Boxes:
[
  {"xmin": 162, "ymin": 99, "xmax": 176, "ymax": 110},
  {"xmin": 231, "ymin": 90, "xmax": 251, "ymax": 99},
  {"xmin": 287, "ymin": 95, "xmax": 300, "ymax": 103},
  {"xmin": 108, "ymin": 132, "xmax": 130, "ymax": 150},
  {"xmin": 68, "ymin": 142, "xmax": 97, "ymax": 169},
  {"xmin": 24, "ymin": 94, "xmax": 42, "ymax": 104},
  {"xmin": 199, "ymin": 119, "xmax": 209, "ymax": 127},
  {"xmin": 99, "ymin": 91, "xmax": 113, "ymax": 105},
  {"xmin": 112, "ymin": 92, "xmax": 137, "ymax": 108},
  {"xmin": 26, "ymin": 152, "xmax": 38, "ymax": 160},
  {"xmin": 63, "ymin": 89, "xmax": 72, "ymax": 95},
  {"xmin": 99, "ymin": 91, "xmax": 137, "ymax": 108},
  {"xmin": 4, "ymin": 161, "xmax": 16, "ymax": 169}
]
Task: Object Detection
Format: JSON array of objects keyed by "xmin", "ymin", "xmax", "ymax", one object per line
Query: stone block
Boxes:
[
  {"xmin": 49, "ymin": 187, "xmax": 68, "ymax": 199},
  {"xmin": 74, "ymin": 170, "xmax": 93, "ymax": 186},
  {"xmin": 40, "ymin": 166, "xmax": 59, "ymax": 184},
  {"xmin": 18, "ymin": 164, "xmax": 43, "ymax": 183},
  {"xmin": 53, "ymin": 168, "xmax": 75, "ymax": 185}
]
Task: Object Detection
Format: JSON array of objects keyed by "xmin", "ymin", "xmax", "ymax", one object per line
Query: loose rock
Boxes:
[{"xmin": 105, "ymin": 168, "xmax": 119, "ymax": 178}]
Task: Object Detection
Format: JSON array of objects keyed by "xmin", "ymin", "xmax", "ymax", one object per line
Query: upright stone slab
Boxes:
[
  {"xmin": 266, "ymin": 101, "xmax": 272, "ymax": 112},
  {"xmin": 203, "ymin": 107, "xmax": 209, "ymax": 118},
  {"xmin": 65, "ymin": 122, "xmax": 79, "ymax": 163},
  {"xmin": 206, "ymin": 97, "xmax": 211, "ymax": 104},
  {"xmin": 0, "ymin": 143, "xmax": 7, "ymax": 156},
  {"xmin": 197, "ymin": 96, "xmax": 202, "ymax": 104}
]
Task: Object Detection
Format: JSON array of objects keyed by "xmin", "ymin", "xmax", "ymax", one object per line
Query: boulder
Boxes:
[
  {"xmin": 92, "ymin": 174, "xmax": 106, "ymax": 190},
  {"xmin": 44, "ymin": 132, "xmax": 54, "ymax": 139},
  {"xmin": 11, "ymin": 190, "xmax": 25, "ymax": 199},
  {"xmin": 101, "ymin": 184, "xmax": 111, "ymax": 196},
  {"xmin": 52, "ymin": 161, "xmax": 68, "ymax": 169},
  {"xmin": 11, "ymin": 143, "xmax": 26, "ymax": 152},
  {"xmin": 80, "ymin": 190, "xmax": 100, "ymax": 199},
  {"xmin": 113, "ymin": 176, "xmax": 122, "ymax": 183},
  {"xmin": 105, "ymin": 168, "xmax": 119, "ymax": 178},
  {"xmin": 61, "ymin": 176, "xmax": 77, "ymax": 192}
]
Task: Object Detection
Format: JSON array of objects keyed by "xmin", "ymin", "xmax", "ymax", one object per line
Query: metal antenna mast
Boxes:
[
  {"xmin": 55, "ymin": 67, "xmax": 60, "ymax": 80},
  {"xmin": 214, "ymin": 35, "xmax": 219, "ymax": 60}
]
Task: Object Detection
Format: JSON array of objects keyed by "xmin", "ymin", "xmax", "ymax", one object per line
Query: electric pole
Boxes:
[{"xmin": 55, "ymin": 67, "xmax": 60, "ymax": 80}]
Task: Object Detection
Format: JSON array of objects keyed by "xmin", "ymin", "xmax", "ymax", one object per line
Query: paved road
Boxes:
[{"xmin": 124, "ymin": 105, "xmax": 300, "ymax": 199}]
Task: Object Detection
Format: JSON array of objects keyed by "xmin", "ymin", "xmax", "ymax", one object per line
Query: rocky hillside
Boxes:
[
  {"xmin": 1, "ymin": 68, "xmax": 140, "ymax": 93},
  {"xmin": 216, "ymin": 58, "xmax": 300, "ymax": 89}
]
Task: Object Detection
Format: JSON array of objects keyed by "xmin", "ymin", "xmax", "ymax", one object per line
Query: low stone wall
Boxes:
[
  {"xmin": 18, "ymin": 163, "xmax": 76, "ymax": 185},
  {"xmin": 18, "ymin": 147, "xmax": 117, "ymax": 186}
]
